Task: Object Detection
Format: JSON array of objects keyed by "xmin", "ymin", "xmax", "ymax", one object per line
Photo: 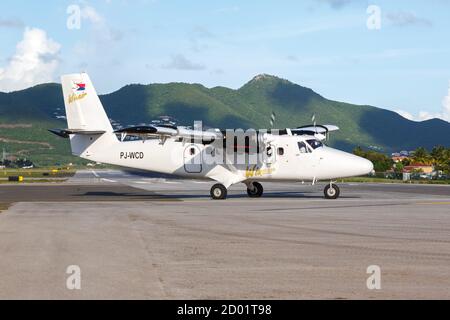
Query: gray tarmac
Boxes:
[{"xmin": 0, "ymin": 169, "xmax": 449, "ymax": 299}]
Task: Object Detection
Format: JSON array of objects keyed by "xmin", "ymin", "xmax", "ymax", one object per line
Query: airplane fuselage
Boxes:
[
  {"xmin": 71, "ymin": 133, "xmax": 373, "ymax": 188},
  {"xmin": 57, "ymin": 72, "xmax": 374, "ymax": 199}
]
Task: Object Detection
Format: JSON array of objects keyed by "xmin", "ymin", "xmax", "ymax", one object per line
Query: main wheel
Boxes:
[
  {"xmin": 210, "ymin": 183, "xmax": 227, "ymax": 200},
  {"xmin": 324, "ymin": 183, "xmax": 340, "ymax": 199},
  {"xmin": 247, "ymin": 182, "xmax": 264, "ymax": 198}
]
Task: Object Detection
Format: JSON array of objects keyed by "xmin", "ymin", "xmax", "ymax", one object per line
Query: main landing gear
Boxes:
[
  {"xmin": 324, "ymin": 183, "xmax": 340, "ymax": 199},
  {"xmin": 246, "ymin": 182, "xmax": 264, "ymax": 198},
  {"xmin": 210, "ymin": 183, "xmax": 227, "ymax": 200},
  {"xmin": 210, "ymin": 181, "xmax": 265, "ymax": 200}
]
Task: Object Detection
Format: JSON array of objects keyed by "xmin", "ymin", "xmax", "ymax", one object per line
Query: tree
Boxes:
[
  {"xmin": 401, "ymin": 157, "xmax": 411, "ymax": 166},
  {"xmin": 353, "ymin": 147, "xmax": 393, "ymax": 173},
  {"xmin": 411, "ymin": 147, "xmax": 432, "ymax": 165},
  {"xmin": 394, "ymin": 162, "xmax": 404, "ymax": 173},
  {"xmin": 431, "ymin": 146, "xmax": 450, "ymax": 173},
  {"xmin": 353, "ymin": 146, "xmax": 364, "ymax": 157}
]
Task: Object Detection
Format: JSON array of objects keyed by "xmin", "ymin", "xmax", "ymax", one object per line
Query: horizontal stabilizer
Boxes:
[{"xmin": 49, "ymin": 128, "xmax": 106, "ymax": 138}]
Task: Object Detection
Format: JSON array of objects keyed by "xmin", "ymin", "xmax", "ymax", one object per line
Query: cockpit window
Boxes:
[
  {"xmin": 297, "ymin": 142, "xmax": 308, "ymax": 153},
  {"xmin": 306, "ymin": 139, "xmax": 323, "ymax": 150}
]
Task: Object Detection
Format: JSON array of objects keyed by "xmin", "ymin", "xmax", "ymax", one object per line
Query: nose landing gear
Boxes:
[{"xmin": 324, "ymin": 183, "xmax": 340, "ymax": 199}]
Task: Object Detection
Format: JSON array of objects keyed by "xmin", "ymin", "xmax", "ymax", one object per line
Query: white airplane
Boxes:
[{"xmin": 50, "ymin": 73, "xmax": 373, "ymax": 200}]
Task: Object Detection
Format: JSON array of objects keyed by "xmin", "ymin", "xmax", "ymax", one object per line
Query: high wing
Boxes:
[
  {"xmin": 291, "ymin": 124, "xmax": 339, "ymax": 135},
  {"xmin": 290, "ymin": 124, "xmax": 339, "ymax": 140},
  {"xmin": 114, "ymin": 125, "xmax": 222, "ymax": 141},
  {"xmin": 50, "ymin": 122, "xmax": 339, "ymax": 142},
  {"xmin": 113, "ymin": 124, "xmax": 339, "ymax": 141}
]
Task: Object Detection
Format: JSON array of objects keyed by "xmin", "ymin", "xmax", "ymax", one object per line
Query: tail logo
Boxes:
[
  {"xmin": 69, "ymin": 81, "xmax": 88, "ymax": 104},
  {"xmin": 74, "ymin": 83, "xmax": 86, "ymax": 91}
]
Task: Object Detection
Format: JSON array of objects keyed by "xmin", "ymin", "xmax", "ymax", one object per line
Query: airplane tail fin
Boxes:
[
  {"xmin": 61, "ymin": 73, "xmax": 113, "ymax": 133},
  {"xmin": 60, "ymin": 73, "xmax": 116, "ymax": 157}
]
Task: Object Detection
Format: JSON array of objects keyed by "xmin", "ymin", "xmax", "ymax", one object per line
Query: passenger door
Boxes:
[{"xmin": 183, "ymin": 145, "xmax": 202, "ymax": 173}]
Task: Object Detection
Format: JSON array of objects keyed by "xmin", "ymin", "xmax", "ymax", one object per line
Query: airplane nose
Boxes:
[
  {"xmin": 351, "ymin": 155, "xmax": 373, "ymax": 176},
  {"xmin": 364, "ymin": 159, "xmax": 373, "ymax": 174},
  {"xmin": 318, "ymin": 147, "xmax": 374, "ymax": 179}
]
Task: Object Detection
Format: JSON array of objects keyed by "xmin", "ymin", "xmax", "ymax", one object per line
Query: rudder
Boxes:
[
  {"xmin": 61, "ymin": 73, "xmax": 113, "ymax": 132},
  {"xmin": 60, "ymin": 73, "xmax": 116, "ymax": 158}
]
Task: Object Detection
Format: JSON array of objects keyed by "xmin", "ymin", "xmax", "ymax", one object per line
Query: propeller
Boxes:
[
  {"xmin": 311, "ymin": 113, "xmax": 316, "ymax": 132},
  {"xmin": 269, "ymin": 111, "xmax": 276, "ymax": 129}
]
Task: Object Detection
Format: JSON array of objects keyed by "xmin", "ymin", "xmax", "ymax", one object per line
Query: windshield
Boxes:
[
  {"xmin": 297, "ymin": 141, "xmax": 308, "ymax": 153},
  {"xmin": 306, "ymin": 139, "xmax": 323, "ymax": 150}
]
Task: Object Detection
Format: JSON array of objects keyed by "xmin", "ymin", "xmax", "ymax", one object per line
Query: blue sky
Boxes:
[{"xmin": 0, "ymin": 0, "xmax": 449, "ymax": 121}]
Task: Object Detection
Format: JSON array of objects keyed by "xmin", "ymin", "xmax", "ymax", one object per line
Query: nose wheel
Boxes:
[
  {"xmin": 210, "ymin": 183, "xmax": 227, "ymax": 200},
  {"xmin": 324, "ymin": 183, "xmax": 340, "ymax": 199},
  {"xmin": 246, "ymin": 182, "xmax": 264, "ymax": 198}
]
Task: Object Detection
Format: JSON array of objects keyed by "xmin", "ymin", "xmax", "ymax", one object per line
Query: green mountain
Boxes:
[{"xmin": 1, "ymin": 74, "xmax": 449, "ymax": 166}]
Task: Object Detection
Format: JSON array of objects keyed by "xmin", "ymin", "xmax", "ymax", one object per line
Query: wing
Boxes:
[
  {"xmin": 290, "ymin": 124, "xmax": 339, "ymax": 141},
  {"xmin": 114, "ymin": 125, "xmax": 222, "ymax": 141},
  {"xmin": 291, "ymin": 124, "xmax": 339, "ymax": 136}
]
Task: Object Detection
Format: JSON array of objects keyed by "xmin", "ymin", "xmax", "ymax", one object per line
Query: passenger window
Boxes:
[
  {"xmin": 277, "ymin": 147, "xmax": 284, "ymax": 156},
  {"xmin": 298, "ymin": 142, "xmax": 308, "ymax": 153}
]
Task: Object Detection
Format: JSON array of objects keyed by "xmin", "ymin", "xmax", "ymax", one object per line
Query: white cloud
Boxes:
[
  {"xmin": 395, "ymin": 110, "xmax": 414, "ymax": 121},
  {"xmin": 441, "ymin": 84, "xmax": 450, "ymax": 120},
  {"xmin": 0, "ymin": 27, "xmax": 61, "ymax": 92},
  {"xmin": 81, "ymin": 5, "xmax": 104, "ymax": 25},
  {"xmin": 386, "ymin": 11, "xmax": 432, "ymax": 27},
  {"xmin": 79, "ymin": 5, "xmax": 124, "ymax": 43},
  {"xmin": 316, "ymin": 0, "xmax": 356, "ymax": 10},
  {"xmin": 189, "ymin": 26, "xmax": 215, "ymax": 52},
  {"xmin": 417, "ymin": 111, "xmax": 435, "ymax": 121},
  {"xmin": 396, "ymin": 82, "xmax": 450, "ymax": 122},
  {"xmin": 0, "ymin": 18, "xmax": 24, "ymax": 29},
  {"xmin": 162, "ymin": 54, "xmax": 205, "ymax": 71}
]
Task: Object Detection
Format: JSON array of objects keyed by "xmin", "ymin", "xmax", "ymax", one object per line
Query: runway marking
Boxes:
[
  {"xmin": 255, "ymin": 202, "xmax": 410, "ymax": 212},
  {"xmin": 91, "ymin": 170, "xmax": 99, "ymax": 178},
  {"xmin": 101, "ymin": 178, "xmax": 117, "ymax": 183},
  {"xmin": 175, "ymin": 197, "xmax": 450, "ymax": 204},
  {"xmin": 0, "ymin": 202, "xmax": 11, "ymax": 213},
  {"xmin": 415, "ymin": 201, "xmax": 450, "ymax": 205}
]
